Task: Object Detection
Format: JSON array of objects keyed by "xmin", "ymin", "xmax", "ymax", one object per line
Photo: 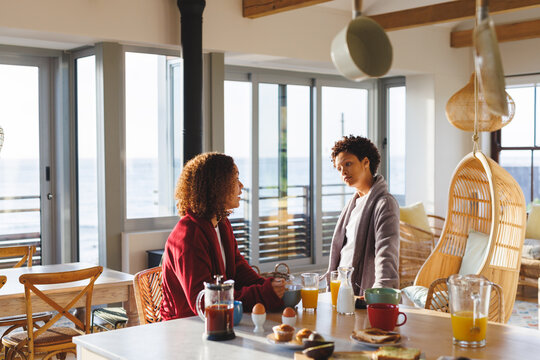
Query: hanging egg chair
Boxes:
[{"xmin": 414, "ymin": 151, "xmax": 526, "ymax": 323}]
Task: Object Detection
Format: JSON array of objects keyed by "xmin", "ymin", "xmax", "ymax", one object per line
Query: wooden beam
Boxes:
[
  {"xmin": 243, "ymin": 0, "xmax": 332, "ymax": 19},
  {"xmin": 451, "ymin": 19, "xmax": 540, "ymax": 47},
  {"xmin": 370, "ymin": 0, "xmax": 540, "ymax": 31}
]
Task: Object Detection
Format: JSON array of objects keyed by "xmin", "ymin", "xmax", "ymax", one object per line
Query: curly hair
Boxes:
[
  {"xmin": 331, "ymin": 135, "xmax": 381, "ymax": 175},
  {"xmin": 175, "ymin": 152, "xmax": 236, "ymax": 221}
]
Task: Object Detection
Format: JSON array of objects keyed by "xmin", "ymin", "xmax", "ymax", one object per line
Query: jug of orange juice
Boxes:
[{"xmin": 448, "ymin": 274, "xmax": 492, "ymax": 348}]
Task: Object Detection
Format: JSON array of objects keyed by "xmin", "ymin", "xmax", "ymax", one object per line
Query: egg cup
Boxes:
[
  {"xmin": 281, "ymin": 314, "xmax": 297, "ymax": 327},
  {"xmin": 251, "ymin": 312, "xmax": 266, "ymax": 333}
]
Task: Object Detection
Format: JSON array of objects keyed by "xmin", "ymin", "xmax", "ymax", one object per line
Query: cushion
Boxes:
[
  {"xmin": 522, "ymin": 238, "xmax": 540, "ymax": 260},
  {"xmin": 458, "ymin": 230, "xmax": 490, "ymax": 275},
  {"xmin": 525, "ymin": 204, "xmax": 540, "ymax": 240},
  {"xmin": 401, "ymin": 286, "xmax": 429, "ymax": 308},
  {"xmin": 399, "ymin": 202, "xmax": 431, "ymax": 233}
]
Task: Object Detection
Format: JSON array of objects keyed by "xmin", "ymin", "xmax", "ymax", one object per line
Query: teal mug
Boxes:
[
  {"xmin": 364, "ymin": 288, "xmax": 401, "ymax": 305},
  {"xmin": 233, "ymin": 300, "xmax": 243, "ymax": 326}
]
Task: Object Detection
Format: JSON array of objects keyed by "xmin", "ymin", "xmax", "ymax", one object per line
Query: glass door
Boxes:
[{"xmin": 0, "ymin": 57, "xmax": 52, "ymax": 267}]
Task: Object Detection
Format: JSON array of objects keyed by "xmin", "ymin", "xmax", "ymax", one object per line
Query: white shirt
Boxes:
[
  {"xmin": 215, "ymin": 226, "xmax": 227, "ymax": 268},
  {"xmin": 339, "ymin": 193, "xmax": 370, "ymax": 268}
]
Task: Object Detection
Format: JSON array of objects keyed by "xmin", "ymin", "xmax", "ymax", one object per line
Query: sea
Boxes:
[{"xmin": 0, "ymin": 155, "xmax": 417, "ymax": 265}]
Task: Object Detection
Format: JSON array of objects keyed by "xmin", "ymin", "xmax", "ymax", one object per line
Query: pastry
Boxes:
[
  {"xmin": 295, "ymin": 328, "xmax": 314, "ymax": 343},
  {"xmin": 272, "ymin": 324, "xmax": 294, "ymax": 342}
]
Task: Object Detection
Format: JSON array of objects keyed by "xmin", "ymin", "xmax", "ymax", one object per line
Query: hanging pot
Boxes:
[
  {"xmin": 331, "ymin": 0, "xmax": 393, "ymax": 81},
  {"xmin": 474, "ymin": 0, "xmax": 508, "ymax": 116}
]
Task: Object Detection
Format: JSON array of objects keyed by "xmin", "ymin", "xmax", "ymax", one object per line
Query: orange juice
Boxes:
[
  {"xmin": 301, "ymin": 288, "xmax": 319, "ymax": 309},
  {"xmin": 330, "ymin": 280, "xmax": 341, "ymax": 307},
  {"xmin": 451, "ymin": 311, "xmax": 487, "ymax": 342}
]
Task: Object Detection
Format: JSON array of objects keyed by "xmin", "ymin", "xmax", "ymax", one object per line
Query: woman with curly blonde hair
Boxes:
[{"xmin": 161, "ymin": 152, "xmax": 285, "ymax": 320}]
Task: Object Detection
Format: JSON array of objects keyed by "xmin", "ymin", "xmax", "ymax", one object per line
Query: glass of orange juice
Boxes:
[
  {"xmin": 330, "ymin": 270, "xmax": 340, "ymax": 308},
  {"xmin": 448, "ymin": 274, "xmax": 492, "ymax": 348},
  {"xmin": 301, "ymin": 273, "xmax": 319, "ymax": 312}
]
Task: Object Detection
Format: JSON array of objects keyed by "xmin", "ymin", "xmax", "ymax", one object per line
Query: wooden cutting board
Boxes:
[{"xmin": 294, "ymin": 351, "xmax": 374, "ymax": 360}]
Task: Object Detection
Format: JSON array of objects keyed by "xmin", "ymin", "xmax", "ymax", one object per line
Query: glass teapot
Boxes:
[{"xmin": 196, "ymin": 275, "xmax": 236, "ymax": 341}]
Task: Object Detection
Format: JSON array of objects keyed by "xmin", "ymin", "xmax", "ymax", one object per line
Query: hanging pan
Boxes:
[
  {"xmin": 331, "ymin": 0, "xmax": 393, "ymax": 81},
  {"xmin": 474, "ymin": 0, "xmax": 508, "ymax": 116}
]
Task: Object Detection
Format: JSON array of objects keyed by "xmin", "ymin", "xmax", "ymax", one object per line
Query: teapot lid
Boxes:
[{"xmin": 206, "ymin": 275, "xmax": 234, "ymax": 290}]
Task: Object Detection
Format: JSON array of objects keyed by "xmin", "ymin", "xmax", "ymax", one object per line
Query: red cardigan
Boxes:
[{"xmin": 160, "ymin": 212, "xmax": 283, "ymax": 320}]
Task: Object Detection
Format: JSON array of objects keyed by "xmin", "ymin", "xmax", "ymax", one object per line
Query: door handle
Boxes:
[{"xmin": 47, "ymin": 193, "xmax": 53, "ymax": 200}]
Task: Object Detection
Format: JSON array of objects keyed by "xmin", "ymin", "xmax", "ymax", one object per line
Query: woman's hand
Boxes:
[{"xmin": 271, "ymin": 278, "xmax": 286, "ymax": 299}]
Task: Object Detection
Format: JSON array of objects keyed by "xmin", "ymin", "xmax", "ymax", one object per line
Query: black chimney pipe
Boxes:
[{"xmin": 177, "ymin": 0, "xmax": 206, "ymax": 163}]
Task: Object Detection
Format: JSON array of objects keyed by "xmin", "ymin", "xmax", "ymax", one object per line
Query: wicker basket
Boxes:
[{"xmin": 446, "ymin": 73, "xmax": 515, "ymax": 132}]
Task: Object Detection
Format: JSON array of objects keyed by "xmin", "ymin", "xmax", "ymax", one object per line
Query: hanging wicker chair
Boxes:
[{"xmin": 414, "ymin": 151, "xmax": 526, "ymax": 323}]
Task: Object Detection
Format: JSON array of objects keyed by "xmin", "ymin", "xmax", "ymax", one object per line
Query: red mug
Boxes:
[{"xmin": 367, "ymin": 303, "xmax": 407, "ymax": 331}]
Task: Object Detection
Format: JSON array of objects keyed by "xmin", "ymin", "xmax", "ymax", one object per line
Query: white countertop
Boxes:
[{"xmin": 74, "ymin": 313, "xmax": 358, "ymax": 360}]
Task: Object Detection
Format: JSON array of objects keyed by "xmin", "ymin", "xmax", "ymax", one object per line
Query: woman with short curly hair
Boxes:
[
  {"xmin": 161, "ymin": 152, "xmax": 285, "ymax": 320},
  {"xmin": 325, "ymin": 135, "xmax": 400, "ymax": 294}
]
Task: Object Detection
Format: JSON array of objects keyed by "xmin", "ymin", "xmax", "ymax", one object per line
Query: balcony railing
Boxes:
[
  {"xmin": 230, "ymin": 184, "xmax": 352, "ymax": 262},
  {"xmin": 0, "ymin": 195, "xmax": 42, "ymax": 268}
]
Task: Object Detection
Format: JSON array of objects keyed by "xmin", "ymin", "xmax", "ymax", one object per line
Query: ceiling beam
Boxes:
[
  {"xmin": 243, "ymin": 0, "xmax": 332, "ymax": 19},
  {"xmin": 369, "ymin": 0, "xmax": 540, "ymax": 31},
  {"xmin": 451, "ymin": 19, "xmax": 540, "ymax": 47}
]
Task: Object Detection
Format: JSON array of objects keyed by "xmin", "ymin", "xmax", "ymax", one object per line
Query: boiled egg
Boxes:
[
  {"xmin": 282, "ymin": 307, "xmax": 296, "ymax": 318},
  {"xmin": 252, "ymin": 303, "xmax": 266, "ymax": 314}
]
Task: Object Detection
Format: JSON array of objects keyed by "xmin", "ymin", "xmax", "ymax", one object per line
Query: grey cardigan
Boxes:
[{"xmin": 326, "ymin": 175, "xmax": 400, "ymax": 295}]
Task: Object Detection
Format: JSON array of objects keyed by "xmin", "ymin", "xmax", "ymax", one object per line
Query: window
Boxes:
[
  {"xmin": 224, "ymin": 80, "xmax": 252, "ymax": 261},
  {"xmin": 493, "ymin": 78, "xmax": 540, "ymax": 205},
  {"xmin": 125, "ymin": 52, "xmax": 182, "ymax": 219},
  {"xmin": 0, "ymin": 63, "xmax": 42, "ymax": 266},
  {"xmin": 76, "ymin": 55, "xmax": 99, "ymax": 264},
  {"xmin": 224, "ymin": 68, "xmax": 378, "ymax": 268},
  {"xmin": 386, "ymin": 84, "xmax": 406, "ymax": 205},
  {"xmin": 258, "ymin": 83, "xmax": 311, "ymax": 262},
  {"xmin": 320, "ymin": 86, "xmax": 368, "ymax": 255}
]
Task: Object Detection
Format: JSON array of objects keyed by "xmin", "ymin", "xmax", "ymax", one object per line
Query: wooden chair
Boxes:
[
  {"xmin": 0, "ymin": 245, "xmax": 36, "ymax": 268},
  {"xmin": 133, "ymin": 267, "xmax": 163, "ymax": 324},
  {"xmin": 425, "ymin": 277, "xmax": 505, "ymax": 323},
  {"xmin": 399, "ymin": 221, "xmax": 434, "ymax": 289},
  {"xmin": 1, "ymin": 266, "xmax": 103, "ymax": 360},
  {"xmin": 0, "ymin": 246, "xmax": 51, "ymax": 355},
  {"xmin": 415, "ymin": 152, "xmax": 527, "ymax": 323}
]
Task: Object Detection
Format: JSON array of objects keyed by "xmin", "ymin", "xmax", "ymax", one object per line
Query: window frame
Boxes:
[
  {"xmin": 491, "ymin": 74, "xmax": 540, "ymax": 204},
  {"xmin": 379, "ymin": 77, "xmax": 406, "ymax": 204},
  {"xmin": 121, "ymin": 45, "xmax": 183, "ymax": 232},
  {"xmin": 225, "ymin": 66, "xmax": 377, "ymax": 272}
]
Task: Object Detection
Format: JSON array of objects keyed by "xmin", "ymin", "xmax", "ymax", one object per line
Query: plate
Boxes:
[
  {"xmin": 350, "ymin": 334, "xmax": 402, "ymax": 348},
  {"xmin": 266, "ymin": 333, "xmax": 304, "ymax": 349}
]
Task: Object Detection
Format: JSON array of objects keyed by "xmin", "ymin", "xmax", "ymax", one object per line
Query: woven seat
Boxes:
[
  {"xmin": 133, "ymin": 266, "xmax": 163, "ymax": 324},
  {"xmin": 415, "ymin": 152, "xmax": 527, "ymax": 323},
  {"xmin": 1, "ymin": 266, "xmax": 102, "ymax": 360},
  {"xmin": 3, "ymin": 327, "xmax": 83, "ymax": 348},
  {"xmin": 425, "ymin": 277, "xmax": 505, "ymax": 323}
]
